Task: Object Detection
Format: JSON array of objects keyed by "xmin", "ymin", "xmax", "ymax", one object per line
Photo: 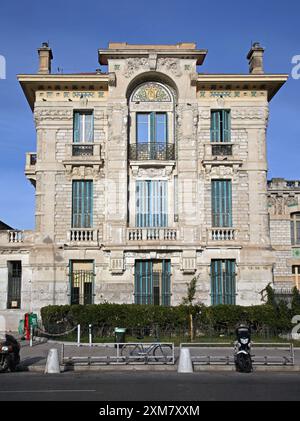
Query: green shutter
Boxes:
[
  {"xmin": 211, "ymin": 111, "xmax": 220, "ymax": 142},
  {"xmin": 211, "ymin": 259, "xmax": 236, "ymax": 305},
  {"xmin": 162, "ymin": 260, "xmax": 171, "ymax": 306},
  {"xmin": 73, "ymin": 112, "xmax": 81, "ymax": 143},
  {"xmin": 136, "ymin": 181, "xmax": 168, "ymax": 228},
  {"xmin": 212, "ymin": 180, "xmax": 232, "ymax": 227},
  {"xmin": 72, "ymin": 181, "xmax": 93, "ymax": 228},
  {"xmin": 85, "ymin": 112, "xmax": 94, "ymax": 142},
  {"xmin": 222, "ymin": 110, "xmax": 231, "ymax": 142}
]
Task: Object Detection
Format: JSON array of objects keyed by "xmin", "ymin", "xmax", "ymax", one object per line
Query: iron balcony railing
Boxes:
[
  {"xmin": 129, "ymin": 142, "xmax": 175, "ymax": 161},
  {"xmin": 211, "ymin": 144, "xmax": 233, "ymax": 156},
  {"xmin": 72, "ymin": 144, "xmax": 94, "ymax": 156}
]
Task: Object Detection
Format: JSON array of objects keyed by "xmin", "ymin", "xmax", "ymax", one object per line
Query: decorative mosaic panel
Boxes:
[
  {"xmin": 292, "ymin": 248, "xmax": 300, "ymax": 258},
  {"xmin": 132, "ymin": 82, "xmax": 171, "ymax": 102}
]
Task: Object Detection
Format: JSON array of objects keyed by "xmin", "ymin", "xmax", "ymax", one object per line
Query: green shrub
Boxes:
[{"xmin": 40, "ymin": 301, "xmax": 293, "ymax": 338}]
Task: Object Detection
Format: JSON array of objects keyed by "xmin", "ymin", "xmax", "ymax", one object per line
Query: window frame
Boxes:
[
  {"xmin": 211, "ymin": 109, "xmax": 231, "ymax": 143},
  {"xmin": 211, "ymin": 179, "xmax": 233, "ymax": 228},
  {"xmin": 73, "ymin": 110, "xmax": 94, "ymax": 143},
  {"xmin": 211, "ymin": 259, "xmax": 236, "ymax": 305},
  {"xmin": 136, "ymin": 112, "xmax": 168, "ymax": 145},
  {"xmin": 72, "ymin": 180, "xmax": 93, "ymax": 228},
  {"xmin": 291, "ymin": 213, "xmax": 300, "ymax": 245}
]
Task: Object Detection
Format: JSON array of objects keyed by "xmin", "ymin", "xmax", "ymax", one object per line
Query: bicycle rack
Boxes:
[{"xmin": 60, "ymin": 342, "xmax": 175, "ymax": 366}]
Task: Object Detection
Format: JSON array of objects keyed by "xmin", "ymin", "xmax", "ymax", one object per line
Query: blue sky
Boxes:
[{"xmin": 0, "ymin": 0, "xmax": 299, "ymax": 229}]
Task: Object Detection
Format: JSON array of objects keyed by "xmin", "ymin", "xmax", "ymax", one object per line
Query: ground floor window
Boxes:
[
  {"xmin": 211, "ymin": 259, "xmax": 236, "ymax": 305},
  {"xmin": 70, "ymin": 260, "xmax": 94, "ymax": 305},
  {"xmin": 7, "ymin": 261, "xmax": 22, "ymax": 309},
  {"xmin": 135, "ymin": 260, "xmax": 171, "ymax": 306},
  {"xmin": 292, "ymin": 265, "xmax": 300, "ymax": 289}
]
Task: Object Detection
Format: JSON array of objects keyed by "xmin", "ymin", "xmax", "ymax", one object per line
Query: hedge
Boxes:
[{"xmin": 40, "ymin": 301, "xmax": 294, "ymax": 338}]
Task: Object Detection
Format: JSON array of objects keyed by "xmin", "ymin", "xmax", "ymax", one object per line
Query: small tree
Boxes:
[
  {"xmin": 291, "ymin": 286, "xmax": 300, "ymax": 315},
  {"xmin": 182, "ymin": 274, "xmax": 199, "ymax": 341}
]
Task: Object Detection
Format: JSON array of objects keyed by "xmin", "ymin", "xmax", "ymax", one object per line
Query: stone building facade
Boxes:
[
  {"xmin": 268, "ymin": 178, "xmax": 300, "ymax": 290},
  {"xmin": 0, "ymin": 41, "xmax": 290, "ymax": 329}
]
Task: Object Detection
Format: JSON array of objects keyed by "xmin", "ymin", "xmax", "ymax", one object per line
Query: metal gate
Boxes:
[
  {"xmin": 7, "ymin": 261, "xmax": 22, "ymax": 309},
  {"xmin": 71, "ymin": 269, "xmax": 94, "ymax": 305}
]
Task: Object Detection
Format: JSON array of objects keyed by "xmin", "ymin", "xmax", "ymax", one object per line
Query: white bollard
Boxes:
[
  {"xmin": 89, "ymin": 324, "xmax": 92, "ymax": 347},
  {"xmin": 177, "ymin": 347, "xmax": 193, "ymax": 373},
  {"xmin": 45, "ymin": 348, "xmax": 60, "ymax": 374},
  {"xmin": 77, "ymin": 324, "xmax": 81, "ymax": 347}
]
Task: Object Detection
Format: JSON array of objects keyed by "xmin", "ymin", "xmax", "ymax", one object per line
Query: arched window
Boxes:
[
  {"xmin": 291, "ymin": 213, "xmax": 300, "ymax": 245},
  {"xmin": 128, "ymin": 82, "xmax": 175, "ymax": 161}
]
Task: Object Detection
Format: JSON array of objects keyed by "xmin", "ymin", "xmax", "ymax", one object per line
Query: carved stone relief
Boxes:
[{"xmin": 268, "ymin": 194, "xmax": 299, "ymax": 215}]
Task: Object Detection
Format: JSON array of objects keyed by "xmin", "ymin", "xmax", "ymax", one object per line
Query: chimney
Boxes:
[
  {"xmin": 37, "ymin": 42, "xmax": 53, "ymax": 74},
  {"xmin": 247, "ymin": 42, "xmax": 265, "ymax": 74}
]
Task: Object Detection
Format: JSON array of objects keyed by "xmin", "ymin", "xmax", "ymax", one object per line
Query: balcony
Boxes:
[
  {"xmin": 0, "ymin": 230, "xmax": 34, "ymax": 246},
  {"xmin": 127, "ymin": 228, "xmax": 178, "ymax": 242},
  {"xmin": 208, "ymin": 228, "xmax": 236, "ymax": 242},
  {"xmin": 129, "ymin": 143, "xmax": 175, "ymax": 161},
  {"xmin": 63, "ymin": 143, "xmax": 103, "ymax": 175},
  {"xmin": 72, "ymin": 144, "xmax": 94, "ymax": 156},
  {"xmin": 25, "ymin": 152, "xmax": 37, "ymax": 186},
  {"xmin": 67, "ymin": 228, "xmax": 99, "ymax": 246},
  {"xmin": 211, "ymin": 144, "xmax": 233, "ymax": 156}
]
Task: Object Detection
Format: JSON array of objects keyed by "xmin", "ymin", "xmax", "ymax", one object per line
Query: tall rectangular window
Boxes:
[
  {"xmin": 135, "ymin": 260, "xmax": 171, "ymax": 306},
  {"xmin": 291, "ymin": 213, "xmax": 300, "ymax": 245},
  {"xmin": 211, "ymin": 180, "xmax": 232, "ymax": 227},
  {"xmin": 73, "ymin": 111, "xmax": 94, "ymax": 143},
  {"xmin": 136, "ymin": 112, "xmax": 167, "ymax": 144},
  {"xmin": 211, "ymin": 259, "xmax": 236, "ymax": 305},
  {"xmin": 72, "ymin": 181, "xmax": 93, "ymax": 228},
  {"xmin": 7, "ymin": 261, "xmax": 22, "ymax": 309},
  {"xmin": 211, "ymin": 110, "xmax": 231, "ymax": 142},
  {"xmin": 136, "ymin": 180, "xmax": 168, "ymax": 227}
]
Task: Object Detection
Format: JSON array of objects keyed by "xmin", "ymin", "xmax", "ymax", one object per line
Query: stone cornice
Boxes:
[
  {"xmin": 18, "ymin": 74, "xmax": 109, "ymax": 111},
  {"xmin": 197, "ymin": 74, "xmax": 289, "ymax": 101}
]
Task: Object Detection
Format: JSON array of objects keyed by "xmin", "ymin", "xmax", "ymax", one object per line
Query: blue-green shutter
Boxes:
[
  {"xmin": 211, "ymin": 111, "xmax": 220, "ymax": 142},
  {"xmin": 136, "ymin": 181, "xmax": 168, "ymax": 228},
  {"xmin": 73, "ymin": 112, "xmax": 81, "ymax": 143},
  {"xmin": 211, "ymin": 259, "xmax": 236, "ymax": 305},
  {"xmin": 85, "ymin": 112, "xmax": 94, "ymax": 142},
  {"xmin": 135, "ymin": 260, "xmax": 170, "ymax": 306},
  {"xmin": 222, "ymin": 110, "xmax": 231, "ymax": 142},
  {"xmin": 211, "ymin": 110, "xmax": 231, "ymax": 142},
  {"xmin": 212, "ymin": 180, "xmax": 232, "ymax": 227},
  {"xmin": 162, "ymin": 260, "xmax": 171, "ymax": 306},
  {"xmin": 135, "ymin": 260, "xmax": 153, "ymax": 305},
  {"xmin": 72, "ymin": 181, "xmax": 93, "ymax": 228}
]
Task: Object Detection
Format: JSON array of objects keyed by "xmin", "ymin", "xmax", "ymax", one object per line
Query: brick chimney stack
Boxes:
[
  {"xmin": 37, "ymin": 42, "xmax": 53, "ymax": 74},
  {"xmin": 247, "ymin": 42, "xmax": 265, "ymax": 74}
]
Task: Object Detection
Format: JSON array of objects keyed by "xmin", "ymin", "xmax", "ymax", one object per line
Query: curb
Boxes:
[{"xmin": 21, "ymin": 364, "xmax": 300, "ymax": 373}]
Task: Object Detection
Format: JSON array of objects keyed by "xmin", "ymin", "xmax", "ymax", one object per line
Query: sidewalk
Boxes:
[{"xmin": 18, "ymin": 339, "xmax": 300, "ymax": 372}]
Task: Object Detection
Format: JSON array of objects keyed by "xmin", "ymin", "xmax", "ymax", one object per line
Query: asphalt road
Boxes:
[{"xmin": 0, "ymin": 371, "xmax": 300, "ymax": 401}]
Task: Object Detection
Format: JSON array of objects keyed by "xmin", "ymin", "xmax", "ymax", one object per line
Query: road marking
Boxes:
[{"xmin": 0, "ymin": 390, "xmax": 97, "ymax": 393}]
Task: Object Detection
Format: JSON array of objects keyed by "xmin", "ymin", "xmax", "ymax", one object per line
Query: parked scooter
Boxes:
[
  {"xmin": 0, "ymin": 334, "xmax": 20, "ymax": 372},
  {"xmin": 234, "ymin": 324, "xmax": 253, "ymax": 373}
]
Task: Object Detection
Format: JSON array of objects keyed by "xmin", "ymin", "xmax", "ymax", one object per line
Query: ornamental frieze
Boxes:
[
  {"xmin": 34, "ymin": 108, "xmax": 73, "ymax": 122},
  {"xmin": 268, "ymin": 194, "xmax": 299, "ymax": 215}
]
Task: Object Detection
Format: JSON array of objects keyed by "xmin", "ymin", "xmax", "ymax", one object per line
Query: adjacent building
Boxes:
[{"xmin": 0, "ymin": 41, "xmax": 292, "ymax": 329}]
